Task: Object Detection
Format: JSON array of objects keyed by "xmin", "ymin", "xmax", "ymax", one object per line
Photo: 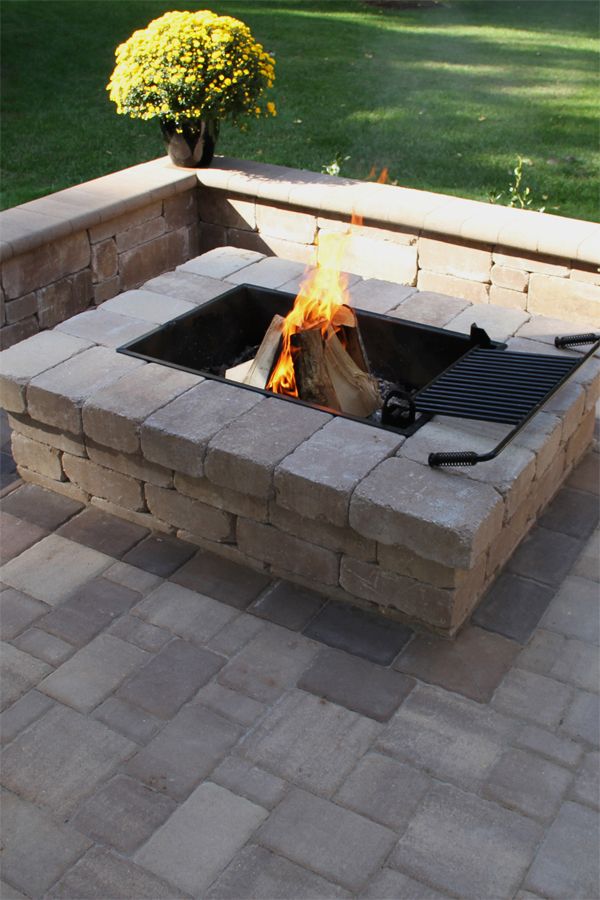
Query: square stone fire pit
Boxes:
[{"xmin": 2, "ymin": 246, "xmax": 597, "ymax": 635}]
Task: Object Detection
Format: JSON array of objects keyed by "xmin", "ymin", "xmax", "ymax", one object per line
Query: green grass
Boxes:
[{"xmin": 2, "ymin": 0, "xmax": 599, "ymax": 220}]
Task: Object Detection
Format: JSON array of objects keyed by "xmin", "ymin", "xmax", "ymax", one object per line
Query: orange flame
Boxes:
[{"xmin": 266, "ymin": 231, "xmax": 352, "ymax": 397}]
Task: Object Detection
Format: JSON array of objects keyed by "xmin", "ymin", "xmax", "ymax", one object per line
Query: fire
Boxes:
[
  {"xmin": 266, "ymin": 166, "xmax": 389, "ymax": 398},
  {"xmin": 266, "ymin": 230, "xmax": 353, "ymax": 397}
]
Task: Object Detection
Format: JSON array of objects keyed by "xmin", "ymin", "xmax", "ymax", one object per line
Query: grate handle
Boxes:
[
  {"xmin": 429, "ymin": 451, "xmax": 480, "ymax": 467},
  {"xmin": 555, "ymin": 333, "xmax": 600, "ymax": 348}
]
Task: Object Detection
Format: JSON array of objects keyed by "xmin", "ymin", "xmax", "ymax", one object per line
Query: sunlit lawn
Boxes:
[{"xmin": 1, "ymin": 0, "xmax": 598, "ymax": 219}]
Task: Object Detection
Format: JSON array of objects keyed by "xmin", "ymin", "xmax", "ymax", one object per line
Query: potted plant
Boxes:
[{"xmin": 107, "ymin": 9, "xmax": 276, "ymax": 167}]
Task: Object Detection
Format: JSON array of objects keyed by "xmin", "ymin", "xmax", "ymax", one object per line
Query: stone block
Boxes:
[
  {"xmin": 198, "ymin": 187, "xmax": 256, "ymax": 230},
  {"xmin": 11, "ymin": 432, "xmax": 63, "ymax": 480},
  {"xmin": 561, "ymin": 689, "xmax": 599, "ymax": 747},
  {"xmin": 1, "ymin": 703, "xmax": 135, "ymax": 815},
  {"xmin": 164, "ymin": 189, "xmax": 198, "ymax": 228},
  {"xmin": 237, "ymin": 232, "xmax": 318, "ymax": 266},
  {"xmin": 0, "ymin": 330, "xmax": 92, "ymax": 414},
  {"xmin": 87, "ymin": 442, "xmax": 172, "ymax": 487},
  {"xmin": 88, "ymin": 200, "xmax": 162, "ymax": 243},
  {"xmin": 0, "ymin": 642, "xmax": 52, "ymax": 710},
  {"xmin": 340, "ymin": 556, "xmax": 452, "ymax": 627},
  {"xmin": 116, "ymin": 215, "xmax": 166, "ymax": 253},
  {"xmin": 142, "ymin": 380, "xmax": 262, "ymax": 477},
  {"xmin": 27, "ymin": 345, "xmax": 144, "ymax": 434},
  {"xmin": 350, "ymin": 457, "xmax": 504, "ymax": 568},
  {"xmin": 117, "ymin": 638, "xmax": 224, "ymax": 719},
  {"xmin": 39, "ymin": 633, "xmax": 149, "ymax": 712},
  {"xmin": 134, "ymin": 782, "xmax": 268, "ymax": 896},
  {"xmin": 0, "ymin": 689, "xmax": 54, "ymax": 745},
  {"xmin": 145, "ymin": 484, "xmax": 235, "ymax": 543},
  {"xmin": 197, "ymin": 221, "xmax": 227, "ymax": 253},
  {"xmin": 483, "ymin": 747, "xmax": 573, "ymax": 822},
  {"xmin": 93, "ymin": 275, "xmax": 120, "ymax": 304},
  {"xmin": 71, "ymin": 269, "xmax": 94, "ymax": 307},
  {"xmin": 62, "ymin": 453, "xmax": 144, "ymax": 510},
  {"xmin": 71, "ymin": 774, "xmax": 176, "ymax": 853},
  {"xmin": 108, "ymin": 614, "xmax": 171, "ymax": 655},
  {"xmin": 250, "ymin": 580, "xmax": 324, "ymax": 631},
  {"xmin": 195, "ymin": 680, "xmax": 266, "ymax": 727},
  {"xmin": 418, "ymin": 235, "xmax": 492, "ymax": 282},
  {"xmin": 5, "ymin": 292, "xmax": 37, "ymax": 324},
  {"xmin": 2, "ymin": 232, "xmax": 90, "ymax": 299},
  {"xmin": 325, "ymin": 234, "xmax": 417, "ymax": 284},
  {"xmin": 275, "ymin": 417, "xmax": 402, "ymax": 528},
  {"xmin": 179, "ymin": 246, "xmax": 265, "ymax": 280},
  {"xmin": 0, "ymin": 511, "xmax": 48, "ymax": 565},
  {"xmin": 1, "ymin": 793, "xmax": 91, "ymax": 898},
  {"xmin": 0, "ymin": 316, "xmax": 38, "ymax": 350},
  {"xmin": 55, "ymin": 307, "xmax": 151, "ymax": 349},
  {"xmin": 446, "ymin": 303, "xmax": 529, "ymax": 340},
  {"xmin": 256, "ymin": 202, "xmax": 317, "ymax": 243},
  {"xmin": 516, "ymin": 723, "xmax": 583, "ymax": 770},
  {"xmin": 525, "ymin": 802, "xmax": 600, "ymax": 898},
  {"xmin": 205, "ymin": 398, "xmax": 329, "ymax": 499},
  {"xmin": 83, "ymin": 363, "xmax": 201, "ymax": 454},
  {"xmin": 228, "ymin": 255, "xmax": 306, "ymax": 288},
  {"xmin": 493, "ymin": 248, "xmax": 569, "ymax": 276},
  {"xmin": 175, "ymin": 471, "xmax": 267, "ymax": 520},
  {"xmin": 0, "ymin": 533, "xmax": 112, "ymax": 605},
  {"xmin": 528, "ymin": 273, "xmax": 600, "ymax": 324},
  {"xmin": 570, "ymin": 751, "xmax": 600, "ymax": 810},
  {"xmin": 91, "ymin": 239, "xmax": 118, "ymax": 282},
  {"xmin": 48, "ymin": 847, "xmax": 177, "ymax": 899},
  {"xmin": 1, "ymin": 481, "xmax": 83, "ymax": 529},
  {"xmin": 93, "ymin": 696, "xmax": 163, "ymax": 744},
  {"xmin": 237, "ymin": 518, "xmax": 339, "ymax": 585},
  {"xmin": 101, "ymin": 287, "xmax": 195, "ymax": 323},
  {"xmin": 417, "ymin": 270, "xmax": 489, "ymax": 303},
  {"xmin": 206, "ymin": 844, "xmax": 351, "ymax": 900},
  {"xmin": 256, "ymin": 787, "xmax": 395, "ymax": 892},
  {"xmin": 489, "ymin": 284, "xmax": 528, "ymax": 309},
  {"xmin": 0, "ymin": 587, "xmax": 49, "ymax": 640},
  {"xmin": 142, "ymin": 268, "xmax": 225, "ymax": 304},
  {"xmin": 348, "ymin": 278, "xmax": 415, "ymax": 314},
  {"xmin": 90, "ymin": 496, "xmax": 172, "ymax": 535},
  {"xmin": 377, "ymin": 683, "xmax": 518, "ymax": 789},
  {"xmin": 565, "ymin": 408, "xmax": 596, "ymax": 470},
  {"xmin": 571, "ymin": 264, "xmax": 600, "ymax": 286},
  {"xmin": 118, "ymin": 231, "xmax": 176, "ymax": 290},
  {"xmin": 36, "ymin": 280, "xmax": 76, "ymax": 330},
  {"xmin": 210, "ymin": 757, "xmax": 287, "ymax": 810},
  {"xmin": 270, "ymin": 503, "xmax": 376, "ymax": 562},
  {"xmin": 392, "ymin": 289, "xmax": 469, "ymax": 326},
  {"xmin": 392, "ymin": 783, "xmax": 543, "ymax": 899},
  {"xmin": 491, "ymin": 264, "xmax": 529, "ymax": 291},
  {"xmin": 121, "ymin": 532, "xmax": 196, "ymax": 577}
]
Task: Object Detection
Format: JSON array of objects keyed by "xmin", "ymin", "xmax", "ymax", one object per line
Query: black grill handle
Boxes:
[
  {"xmin": 429, "ymin": 451, "xmax": 480, "ymax": 467},
  {"xmin": 555, "ymin": 333, "xmax": 600, "ymax": 349}
]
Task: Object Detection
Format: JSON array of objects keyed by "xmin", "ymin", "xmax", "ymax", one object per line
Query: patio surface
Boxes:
[{"xmin": 0, "ymin": 412, "xmax": 598, "ymax": 899}]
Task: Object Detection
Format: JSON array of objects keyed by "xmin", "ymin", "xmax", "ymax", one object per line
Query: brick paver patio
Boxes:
[{"xmin": 0, "ymin": 416, "xmax": 598, "ymax": 898}]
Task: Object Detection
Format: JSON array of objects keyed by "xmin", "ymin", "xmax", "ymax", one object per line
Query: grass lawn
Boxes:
[{"xmin": 1, "ymin": 0, "xmax": 598, "ymax": 220}]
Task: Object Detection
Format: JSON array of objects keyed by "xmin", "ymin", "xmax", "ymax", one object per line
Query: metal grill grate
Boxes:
[{"xmin": 414, "ymin": 348, "xmax": 580, "ymax": 425}]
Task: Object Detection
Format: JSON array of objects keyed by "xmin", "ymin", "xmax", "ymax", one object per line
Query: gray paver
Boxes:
[
  {"xmin": 12, "ymin": 626, "xmax": 75, "ymax": 665},
  {"xmin": 0, "ymin": 642, "xmax": 52, "ymax": 710},
  {"xmin": 561, "ymin": 689, "xmax": 599, "ymax": 747},
  {"xmin": 206, "ymin": 612, "xmax": 266, "ymax": 657},
  {"xmin": 0, "ymin": 880, "xmax": 28, "ymax": 899},
  {"xmin": 108, "ymin": 614, "xmax": 171, "ymax": 652},
  {"xmin": 227, "ymin": 255, "xmax": 305, "ymax": 288},
  {"xmin": 134, "ymin": 782, "xmax": 268, "ymax": 896},
  {"xmin": 39, "ymin": 633, "xmax": 149, "ymax": 712},
  {"xmin": 257, "ymin": 786, "xmax": 396, "ymax": 892},
  {"xmin": 126, "ymin": 704, "xmax": 242, "ymax": 798},
  {"xmin": 47, "ymin": 847, "xmax": 181, "ymax": 899},
  {"xmin": 132, "ymin": 580, "xmax": 238, "ymax": 644},
  {"xmin": 515, "ymin": 724, "xmax": 583, "ymax": 770},
  {"xmin": 350, "ymin": 278, "xmax": 416, "ymax": 314},
  {"xmin": 206, "ymin": 844, "xmax": 350, "ymax": 899},
  {"xmin": 0, "ymin": 704, "xmax": 135, "ymax": 815},
  {"xmin": 392, "ymin": 783, "xmax": 543, "ymax": 899},
  {"xmin": 334, "ymin": 751, "xmax": 430, "ymax": 830},
  {"xmin": 178, "ymin": 246, "xmax": 265, "ymax": 280},
  {"xmin": 0, "ymin": 689, "xmax": 54, "ymax": 745},
  {"xmin": 103, "ymin": 560, "xmax": 163, "ymax": 595},
  {"xmin": 446, "ymin": 303, "xmax": 530, "ymax": 340},
  {"xmin": 102, "ymin": 288, "xmax": 196, "ymax": 323},
  {"xmin": 570, "ymin": 751, "xmax": 600, "ymax": 810},
  {"xmin": 298, "ymin": 647, "xmax": 415, "ymax": 721},
  {"xmin": 250, "ymin": 580, "xmax": 325, "ymax": 631},
  {"xmin": 1, "ymin": 482, "xmax": 83, "ymax": 531},
  {"xmin": 55, "ymin": 308, "xmax": 152, "ymax": 349},
  {"xmin": 548, "ymin": 637, "xmax": 599, "ymax": 692},
  {"xmin": 0, "ymin": 588, "xmax": 49, "ymax": 640},
  {"xmin": 542, "ymin": 575, "xmax": 600, "ymax": 643},
  {"xmin": 1, "ymin": 791, "xmax": 91, "ymax": 898},
  {"xmin": 376, "ymin": 683, "xmax": 517, "ymax": 789},
  {"xmin": 0, "ymin": 511, "xmax": 47, "ymax": 564},
  {"xmin": 217, "ymin": 624, "xmax": 318, "ymax": 702},
  {"xmin": 143, "ymin": 269, "xmax": 226, "ymax": 304},
  {"xmin": 171, "ymin": 549, "xmax": 271, "ymax": 610},
  {"xmin": 194, "ymin": 681, "xmax": 266, "ymax": 727},
  {"xmin": 483, "ymin": 747, "xmax": 573, "ymax": 822},
  {"xmin": 492, "ymin": 669, "xmax": 572, "ymax": 729},
  {"xmin": 392, "ymin": 289, "xmax": 469, "ymax": 327},
  {"xmin": 572, "ymin": 528, "xmax": 599, "ymax": 582},
  {"xmin": 525, "ymin": 801, "xmax": 600, "ymax": 899},
  {"xmin": 93, "ymin": 696, "xmax": 163, "ymax": 744},
  {"xmin": 240, "ymin": 689, "xmax": 380, "ymax": 796},
  {"xmin": 210, "ymin": 757, "xmax": 287, "ymax": 809},
  {"xmin": 117, "ymin": 638, "xmax": 224, "ymax": 718},
  {"xmin": 275, "ymin": 417, "xmax": 402, "ymax": 527},
  {"xmin": 71, "ymin": 774, "xmax": 177, "ymax": 852},
  {"xmin": 0, "ymin": 534, "xmax": 112, "ymax": 605},
  {"xmin": 363, "ymin": 869, "xmax": 450, "ymax": 899}
]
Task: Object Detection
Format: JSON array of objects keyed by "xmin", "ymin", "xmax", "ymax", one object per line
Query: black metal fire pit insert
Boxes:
[{"xmin": 117, "ymin": 284, "xmax": 599, "ymax": 466}]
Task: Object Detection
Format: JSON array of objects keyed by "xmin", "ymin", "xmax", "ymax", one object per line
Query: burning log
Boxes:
[
  {"xmin": 225, "ymin": 314, "xmax": 285, "ymax": 389},
  {"xmin": 290, "ymin": 327, "xmax": 340, "ymax": 408},
  {"xmin": 323, "ymin": 326, "xmax": 381, "ymax": 417}
]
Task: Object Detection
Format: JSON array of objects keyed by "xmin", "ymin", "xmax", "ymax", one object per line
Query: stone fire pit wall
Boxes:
[{"xmin": 1, "ymin": 156, "xmax": 599, "ymax": 349}]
